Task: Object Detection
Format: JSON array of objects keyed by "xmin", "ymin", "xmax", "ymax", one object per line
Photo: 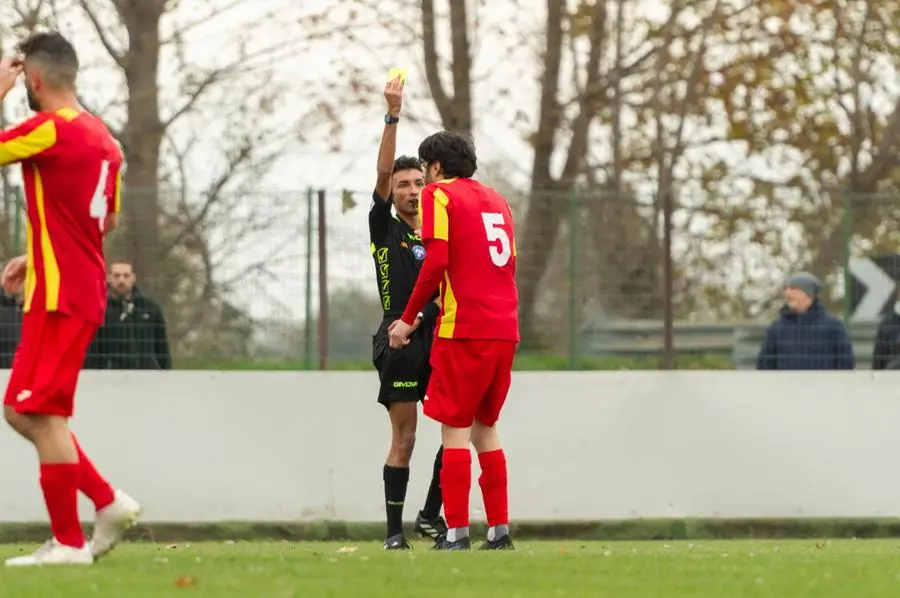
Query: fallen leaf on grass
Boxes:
[
  {"xmin": 174, "ymin": 576, "xmax": 197, "ymax": 588},
  {"xmin": 558, "ymin": 546, "xmax": 568, "ymax": 554},
  {"xmin": 336, "ymin": 546, "xmax": 357, "ymax": 554}
]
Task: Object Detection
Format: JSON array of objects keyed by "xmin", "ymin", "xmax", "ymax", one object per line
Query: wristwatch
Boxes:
[{"xmin": 384, "ymin": 113, "xmax": 400, "ymax": 125}]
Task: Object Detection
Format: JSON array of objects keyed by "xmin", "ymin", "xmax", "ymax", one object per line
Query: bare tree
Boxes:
[
  {"xmin": 684, "ymin": 0, "xmax": 900, "ymax": 318},
  {"xmin": 421, "ymin": 0, "xmax": 472, "ymax": 133},
  {"xmin": 70, "ymin": 0, "xmax": 309, "ymax": 295},
  {"xmin": 0, "ymin": 0, "xmax": 340, "ymax": 359}
]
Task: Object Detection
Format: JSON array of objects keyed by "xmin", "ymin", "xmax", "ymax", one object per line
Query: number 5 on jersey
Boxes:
[
  {"xmin": 89, "ymin": 160, "xmax": 111, "ymax": 232},
  {"xmin": 481, "ymin": 212, "xmax": 513, "ymax": 267}
]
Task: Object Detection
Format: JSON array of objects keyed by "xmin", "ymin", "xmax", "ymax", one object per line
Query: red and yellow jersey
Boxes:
[
  {"xmin": 419, "ymin": 177, "xmax": 519, "ymax": 341},
  {"xmin": 0, "ymin": 108, "xmax": 123, "ymax": 324}
]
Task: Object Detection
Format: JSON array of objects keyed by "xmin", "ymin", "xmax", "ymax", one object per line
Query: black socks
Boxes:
[
  {"xmin": 383, "ymin": 465, "xmax": 410, "ymax": 537},
  {"xmin": 421, "ymin": 446, "xmax": 444, "ymax": 519}
]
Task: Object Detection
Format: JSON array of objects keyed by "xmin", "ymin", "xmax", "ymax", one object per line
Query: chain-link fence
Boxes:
[{"xmin": 0, "ymin": 183, "xmax": 898, "ymax": 370}]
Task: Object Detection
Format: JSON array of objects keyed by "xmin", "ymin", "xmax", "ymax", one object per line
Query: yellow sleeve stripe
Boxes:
[
  {"xmin": 0, "ymin": 120, "xmax": 57, "ymax": 166},
  {"xmin": 113, "ymin": 169, "xmax": 123, "ymax": 213},
  {"xmin": 432, "ymin": 188, "xmax": 450, "ymax": 241}
]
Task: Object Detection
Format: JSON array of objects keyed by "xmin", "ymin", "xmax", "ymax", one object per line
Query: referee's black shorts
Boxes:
[{"xmin": 372, "ymin": 317, "xmax": 433, "ymax": 409}]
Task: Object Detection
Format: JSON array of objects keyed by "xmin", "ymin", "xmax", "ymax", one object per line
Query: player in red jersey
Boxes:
[
  {"xmin": 388, "ymin": 131, "xmax": 519, "ymax": 551},
  {"xmin": 0, "ymin": 33, "xmax": 141, "ymax": 567}
]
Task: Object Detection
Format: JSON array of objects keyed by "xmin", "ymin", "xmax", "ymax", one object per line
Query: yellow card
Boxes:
[{"xmin": 388, "ymin": 67, "xmax": 408, "ymax": 84}]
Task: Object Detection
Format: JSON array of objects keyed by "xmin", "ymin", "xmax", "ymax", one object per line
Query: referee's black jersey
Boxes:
[{"xmin": 369, "ymin": 190, "xmax": 427, "ymax": 318}]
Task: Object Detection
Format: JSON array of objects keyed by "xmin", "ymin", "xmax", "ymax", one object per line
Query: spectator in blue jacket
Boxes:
[{"xmin": 757, "ymin": 272, "xmax": 855, "ymax": 370}]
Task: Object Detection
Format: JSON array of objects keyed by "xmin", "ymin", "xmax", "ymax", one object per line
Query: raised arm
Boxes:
[
  {"xmin": 0, "ymin": 113, "xmax": 57, "ymax": 166},
  {"xmin": 374, "ymin": 76, "xmax": 404, "ymax": 201},
  {"xmin": 0, "ymin": 56, "xmax": 53, "ymax": 165},
  {"xmin": 370, "ymin": 76, "xmax": 405, "ymax": 243}
]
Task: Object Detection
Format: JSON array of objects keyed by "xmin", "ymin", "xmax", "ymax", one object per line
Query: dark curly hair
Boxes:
[{"xmin": 418, "ymin": 131, "xmax": 477, "ymax": 178}]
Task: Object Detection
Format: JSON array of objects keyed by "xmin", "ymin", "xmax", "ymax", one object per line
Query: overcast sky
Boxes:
[
  {"xmin": 1, "ymin": 0, "xmax": 554, "ymax": 322},
  {"xmin": 5, "ymin": 0, "xmax": 884, "ymax": 325}
]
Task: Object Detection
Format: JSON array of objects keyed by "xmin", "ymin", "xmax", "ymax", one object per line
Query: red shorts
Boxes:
[
  {"xmin": 423, "ymin": 338, "xmax": 517, "ymax": 428},
  {"xmin": 3, "ymin": 311, "xmax": 98, "ymax": 417}
]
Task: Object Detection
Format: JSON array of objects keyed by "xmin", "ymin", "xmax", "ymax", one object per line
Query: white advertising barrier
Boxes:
[{"xmin": 0, "ymin": 371, "xmax": 896, "ymax": 523}]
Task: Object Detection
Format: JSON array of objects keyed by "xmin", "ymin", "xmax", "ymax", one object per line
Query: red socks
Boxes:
[
  {"xmin": 440, "ymin": 448, "xmax": 472, "ymax": 529},
  {"xmin": 478, "ymin": 449, "xmax": 509, "ymax": 527},
  {"xmin": 37, "ymin": 437, "xmax": 113, "ymax": 549},
  {"xmin": 40, "ymin": 464, "xmax": 84, "ymax": 549},
  {"xmin": 442, "ymin": 448, "xmax": 510, "ymax": 530},
  {"xmin": 72, "ymin": 435, "xmax": 115, "ymax": 511}
]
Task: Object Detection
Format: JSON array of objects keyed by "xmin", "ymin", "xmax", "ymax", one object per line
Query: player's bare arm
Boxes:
[
  {"xmin": 104, "ymin": 213, "xmax": 119, "ymax": 235},
  {"xmin": 375, "ymin": 76, "xmax": 404, "ymax": 202},
  {"xmin": 0, "ymin": 56, "xmax": 23, "ymax": 100},
  {"xmin": 0, "ymin": 57, "xmax": 33, "ymax": 298}
]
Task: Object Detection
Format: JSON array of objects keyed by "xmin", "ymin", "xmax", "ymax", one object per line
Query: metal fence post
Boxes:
[
  {"xmin": 661, "ymin": 186, "xmax": 675, "ymax": 369},
  {"xmin": 842, "ymin": 187, "xmax": 852, "ymax": 321},
  {"xmin": 317, "ymin": 189, "xmax": 329, "ymax": 370},
  {"xmin": 568, "ymin": 186, "xmax": 578, "ymax": 370},
  {"xmin": 304, "ymin": 187, "xmax": 314, "ymax": 369}
]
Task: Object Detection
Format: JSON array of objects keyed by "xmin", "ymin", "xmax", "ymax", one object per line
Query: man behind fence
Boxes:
[
  {"xmin": 368, "ymin": 73, "xmax": 446, "ymax": 549},
  {"xmin": 85, "ymin": 261, "xmax": 171, "ymax": 370},
  {"xmin": 757, "ymin": 272, "xmax": 855, "ymax": 370}
]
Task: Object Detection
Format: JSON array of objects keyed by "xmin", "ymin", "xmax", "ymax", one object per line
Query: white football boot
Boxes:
[
  {"xmin": 5, "ymin": 539, "xmax": 93, "ymax": 567},
  {"xmin": 89, "ymin": 489, "xmax": 142, "ymax": 559}
]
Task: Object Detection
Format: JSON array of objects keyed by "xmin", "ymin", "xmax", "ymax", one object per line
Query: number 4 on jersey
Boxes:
[
  {"xmin": 481, "ymin": 212, "xmax": 512, "ymax": 267},
  {"xmin": 89, "ymin": 160, "xmax": 111, "ymax": 232}
]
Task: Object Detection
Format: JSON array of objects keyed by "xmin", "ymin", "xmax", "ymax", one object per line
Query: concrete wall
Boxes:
[{"xmin": 0, "ymin": 371, "xmax": 896, "ymax": 522}]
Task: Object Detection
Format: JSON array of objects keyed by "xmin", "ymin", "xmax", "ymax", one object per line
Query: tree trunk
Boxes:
[{"xmin": 120, "ymin": 3, "xmax": 164, "ymax": 297}]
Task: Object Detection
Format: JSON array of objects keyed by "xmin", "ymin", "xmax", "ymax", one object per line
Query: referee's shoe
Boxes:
[{"xmin": 383, "ymin": 534, "xmax": 411, "ymax": 550}]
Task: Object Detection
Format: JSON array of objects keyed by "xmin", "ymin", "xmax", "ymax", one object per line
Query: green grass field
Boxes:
[{"xmin": 0, "ymin": 539, "xmax": 898, "ymax": 597}]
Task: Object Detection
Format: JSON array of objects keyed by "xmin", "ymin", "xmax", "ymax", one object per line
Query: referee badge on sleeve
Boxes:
[{"xmin": 412, "ymin": 245, "xmax": 426, "ymax": 261}]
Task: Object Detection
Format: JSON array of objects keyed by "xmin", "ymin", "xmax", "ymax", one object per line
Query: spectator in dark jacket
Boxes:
[
  {"xmin": 85, "ymin": 261, "xmax": 172, "ymax": 370},
  {"xmin": 757, "ymin": 272, "xmax": 855, "ymax": 370},
  {"xmin": 0, "ymin": 293, "xmax": 21, "ymax": 368},
  {"xmin": 872, "ymin": 295, "xmax": 900, "ymax": 369}
]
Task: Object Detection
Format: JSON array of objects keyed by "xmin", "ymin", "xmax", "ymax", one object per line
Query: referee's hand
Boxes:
[{"xmin": 385, "ymin": 75, "xmax": 404, "ymax": 117}]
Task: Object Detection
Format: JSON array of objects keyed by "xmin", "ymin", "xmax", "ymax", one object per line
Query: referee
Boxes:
[{"xmin": 369, "ymin": 74, "xmax": 446, "ymax": 549}]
